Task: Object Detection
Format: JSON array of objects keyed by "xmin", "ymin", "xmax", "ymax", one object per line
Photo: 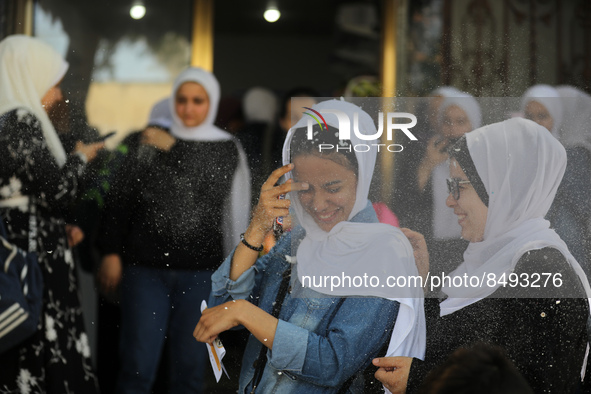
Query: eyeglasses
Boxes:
[{"xmin": 446, "ymin": 178, "xmax": 471, "ymax": 200}]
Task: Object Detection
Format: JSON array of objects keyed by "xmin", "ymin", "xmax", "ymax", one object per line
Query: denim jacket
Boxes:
[{"xmin": 210, "ymin": 204, "xmax": 400, "ymax": 393}]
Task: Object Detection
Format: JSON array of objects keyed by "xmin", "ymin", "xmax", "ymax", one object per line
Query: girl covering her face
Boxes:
[{"xmin": 195, "ymin": 99, "xmax": 426, "ymax": 393}]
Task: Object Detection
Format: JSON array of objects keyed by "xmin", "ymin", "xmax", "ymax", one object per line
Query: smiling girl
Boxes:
[{"xmin": 194, "ymin": 99, "xmax": 425, "ymax": 393}]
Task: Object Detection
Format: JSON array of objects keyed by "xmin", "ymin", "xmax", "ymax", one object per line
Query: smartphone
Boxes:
[
  {"xmin": 273, "ymin": 194, "xmax": 286, "ymax": 237},
  {"xmin": 97, "ymin": 131, "xmax": 116, "ymax": 141}
]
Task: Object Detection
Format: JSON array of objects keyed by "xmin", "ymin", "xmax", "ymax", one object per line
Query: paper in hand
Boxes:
[{"xmin": 200, "ymin": 300, "xmax": 230, "ymax": 382}]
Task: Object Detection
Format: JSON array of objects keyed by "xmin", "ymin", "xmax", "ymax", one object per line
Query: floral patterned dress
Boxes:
[{"xmin": 0, "ymin": 109, "xmax": 98, "ymax": 393}]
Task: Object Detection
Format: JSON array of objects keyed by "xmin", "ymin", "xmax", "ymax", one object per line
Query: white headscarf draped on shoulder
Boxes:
[
  {"xmin": 440, "ymin": 118, "xmax": 591, "ymax": 316},
  {"xmin": 0, "ymin": 35, "xmax": 69, "ymax": 167},
  {"xmin": 168, "ymin": 67, "xmax": 251, "ymax": 254},
  {"xmin": 520, "ymin": 84, "xmax": 563, "ymax": 138},
  {"xmin": 282, "ymin": 99, "xmax": 426, "ymax": 361}
]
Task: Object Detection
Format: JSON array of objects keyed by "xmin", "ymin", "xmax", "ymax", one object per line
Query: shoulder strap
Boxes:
[{"xmin": 250, "ymin": 267, "xmax": 291, "ymax": 393}]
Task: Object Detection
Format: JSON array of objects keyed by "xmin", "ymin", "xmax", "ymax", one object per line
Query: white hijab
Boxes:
[
  {"xmin": 430, "ymin": 86, "xmax": 463, "ymax": 98},
  {"xmin": 282, "ymin": 99, "xmax": 426, "ymax": 360},
  {"xmin": 432, "ymin": 93, "xmax": 481, "ymax": 240},
  {"xmin": 0, "ymin": 35, "xmax": 69, "ymax": 167},
  {"xmin": 148, "ymin": 97, "xmax": 173, "ymax": 130},
  {"xmin": 437, "ymin": 93, "xmax": 482, "ymax": 132},
  {"xmin": 440, "ymin": 118, "xmax": 591, "ymax": 316},
  {"xmin": 168, "ymin": 67, "xmax": 251, "ymax": 254},
  {"xmin": 520, "ymin": 84, "xmax": 563, "ymax": 138},
  {"xmin": 243, "ymin": 87, "xmax": 277, "ymax": 123},
  {"xmin": 556, "ymin": 85, "xmax": 591, "ymax": 153}
]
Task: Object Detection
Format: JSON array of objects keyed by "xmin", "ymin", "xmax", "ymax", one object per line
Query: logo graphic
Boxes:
[
  {"xmin": 303, "ymin": 107, "xmax": 329, "ymax": 131},
  {"xmin": 303, "ymin": 108, "xmax": 418, "ymax": 153}
]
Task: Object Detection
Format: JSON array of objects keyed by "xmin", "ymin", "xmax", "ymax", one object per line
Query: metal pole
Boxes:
[
  {"xmin": 380, "ymin": 0, "xmax": 398, "ymax": 204},
  {"xmin": 191, "ymin": 0, "xmax": 214, "ymax": 71}
]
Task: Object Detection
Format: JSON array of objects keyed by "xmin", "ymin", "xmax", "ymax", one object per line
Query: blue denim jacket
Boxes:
[{"xmin": 210, "ymin": 203, "xmax": 400, "ymax": 393}]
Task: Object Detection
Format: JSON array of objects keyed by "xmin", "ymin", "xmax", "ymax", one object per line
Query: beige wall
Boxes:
[{"xmin": 86, "ymin": 82, "xmax": 172, "ymax": 148}]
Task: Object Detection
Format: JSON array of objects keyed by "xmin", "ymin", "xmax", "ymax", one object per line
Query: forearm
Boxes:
[
  {"xmin": 230, "ymin": 225, "xmax": 266, "ymax": 281},
  {"xmin": 195, "ymin": 299, "xmax": 278, "ymax": 347},
  {"xmin": 210, "ymin": 244, "xmax": 278, "ymax": 307},
  {"xmin": 238, "ymin": 300, "xmax": 278, "ymax": 349}
]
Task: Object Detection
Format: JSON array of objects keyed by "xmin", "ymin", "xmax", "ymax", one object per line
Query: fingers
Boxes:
[
  {"xmin": 88, "ymin": 142, "xmax": 106, "ymax": 153},
  {"xmin": 141, "ymin": 128, "xmax": 175, "ymax": 151},
  {"xmin": 262, "ymin": 163, "xmax": 294, "ymax": 191},
  {"xmin": 193, "ymin": 309, "xmax": 219, "ymax": 344},
  {"xmin": 193, "ymin": 302, "xmax": 240, "ymax": 344},
  {"xmin": 193, "ymin": 309, "xmax": 207, "ymax": 341},
  {"xmin": 374, "ymin": 368, "xmax": 396, "ymax": 392},
  {"xmin": 141, "ymin": 128, "xmax": 159, "ymax": 145},
  {"xmin": 66, "ymin": 225, "xmax": 84, "ymax": 247},
  {"xmin": 373, "ymin": 357, "xmax": 412, "ymax": 393},
  {"xmin": 401, "ymin": 228, "xmax": 425, "ymax": 246},
  {"xmin": 98, "ymin": 269, "xmax": 117, "ymax": 293},
  {"xmin": 97, "ymin": 255, "xmax": 122, "ymax": 295},
  {"xmin": 372, "ymin": 357, "xmax": 400, "ymax": 369},
  {"xmin": 252, "ymin": 164, "xmax": 309, "ymax": 232},
  {"xmin": 262, "ymin": 164, "xmax": 309, "ymax": 196}
]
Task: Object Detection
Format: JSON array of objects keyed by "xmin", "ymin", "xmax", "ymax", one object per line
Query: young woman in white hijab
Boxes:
[
  {"xmin": 0, "ymin": 35, "xmax": 103, "ymax": 393},
  {"xmin": 97, "ymin": 66, "xmax": 250, "ymax": 394},
  {"xmin": 395, "ymin": 92, "xmax": 481, "ymax": 279},
  {"xmin": 520, "ymin": 84, "xmax": 563, "ymax": 137},
  {"xmin": 194, "ymin": 99, "xmax": 425, "ymax": 393},
  {"xmin": 373, "ymin": 117, "xmax": 591, "ymax": 393}
]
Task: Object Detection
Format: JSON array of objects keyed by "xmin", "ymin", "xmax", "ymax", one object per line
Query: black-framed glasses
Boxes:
[{"xmin": 446, "ymin": 178, "xmax": 471, "ymax": 200}]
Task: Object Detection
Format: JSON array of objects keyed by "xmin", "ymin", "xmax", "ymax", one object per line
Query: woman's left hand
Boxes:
[
  {"xmin": 193, "ymin": 300, "xmax": 246, "ymax": 344},
  {"xmin": 400, "ymin": 228, "xmax": 429, "ymax": 283},
  {"xmin": 373, "ymin": 356, "xmax": 413, "ymax": 394},
  {"xmin": 65, "ymin": 224, "xmax": 84, "ymax": 247},
  {"xmin": 141, "ymin": 127, "xmax": 176, "ymax": 151}
]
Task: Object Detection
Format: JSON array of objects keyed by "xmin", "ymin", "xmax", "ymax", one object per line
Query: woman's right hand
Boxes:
[
  {"xmin": 248, "ymin": 164, "xmax": 308, "ymax": 239},
  {"xmin": 230, "ymin": 164, "xmax": 308, "ymax": 281},
  {"xmin": 74, "ymin": 140, "xmax": 105, "ymax": 162},
  {"xmin": 97, "ymin": 253, "xmax": 123, "ymax": 295},
  {"xmin": 424, "ymin": 135, "xmax": 451, "ymax": 167},
  {"xmin": 373, "ymin": 356, "xmax": 413, "ymax": 393},
  {"xmin": 400, "ymin": 228, "xmax": 429, "ymax": 285},
  {"xmin": 417, "ymin": 135, "xmax": 451, "ymax": 190}
]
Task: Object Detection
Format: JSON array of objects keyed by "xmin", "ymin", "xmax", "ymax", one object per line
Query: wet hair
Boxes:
[
  {"xmin": 418, "ymin": 343, "xmax": 533, "ymax": 394},
  {"xmin": 289, "ymin": 124, "xmax": 358, "ymax": 176},
  {"xmin": 448, "ymin": 135, "xmax": 489, "ymax": 207}
]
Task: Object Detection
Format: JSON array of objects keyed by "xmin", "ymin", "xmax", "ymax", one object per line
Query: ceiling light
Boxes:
[
  {"xmin": 264, "ymin": 7, "xmax": 280, "ymax": 23},
  {"xmin": 130, "ymin": 1, "xmax": 146, "ymax": 20}
]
